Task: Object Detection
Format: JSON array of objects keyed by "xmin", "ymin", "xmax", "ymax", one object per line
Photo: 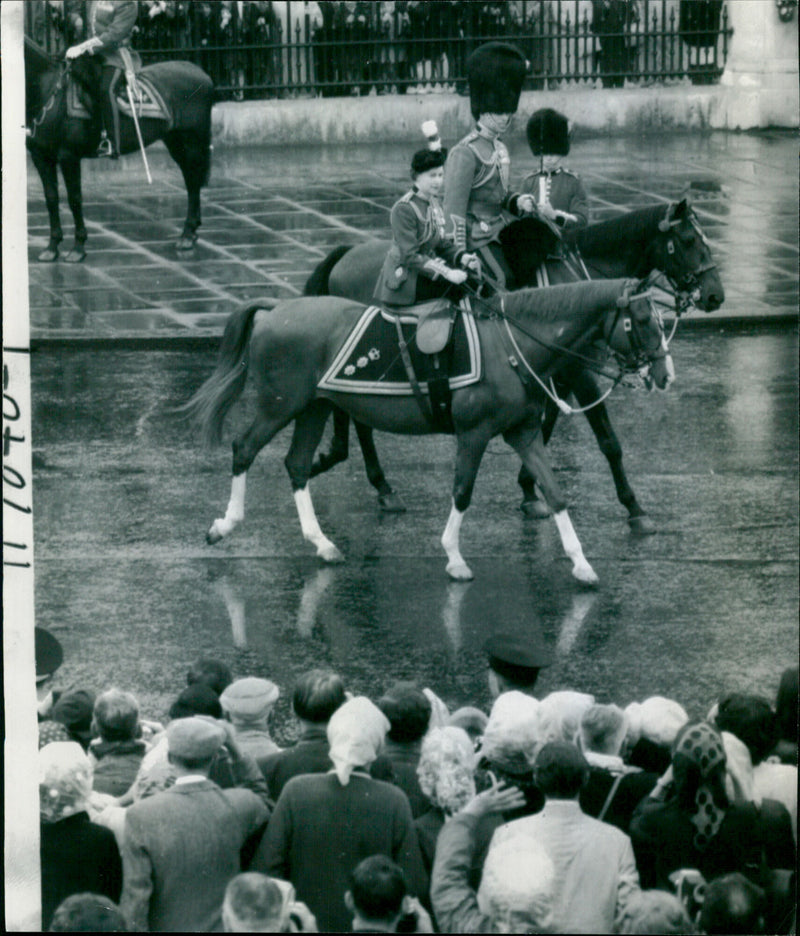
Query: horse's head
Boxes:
[
  {"xmin": 605, "ymin": 279, "xmax": 675, "ymax": 391},
  {"xmin": 650, "ymin": 199, "xmax": 725, "ymax": 312}
]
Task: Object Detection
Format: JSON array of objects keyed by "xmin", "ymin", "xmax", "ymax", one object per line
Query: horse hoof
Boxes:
[
  {"xmin": 446, "ymin": 562, "xmax": 474, "ymax": 582},
  {"xmin": 176, "ymin": 235, "xmax": 198, "ymax": 252},
  {"xmin": 572, "ymin": 564, "xmax": 599, "ymax": 587},
  {"xmin": 206, "ymin": 525, "xmax": 224, "ymax": 545},
  {"xmin": 38, "ymin": 247, "xmax": 59, "ymax": 262},
  {"xmin": 629, "ymin": 515, "xmax": 656, "ymax": 536},
  {"xmin": 520, "ymin": 499, "xmax": 551, "ymax": 519},
  {"xmin": 378, "ymin": 492, "xmax": 407, "ymax": 513},
  {"xmin": 318, "ymin": 544, "xmax": 345, "ymax": 564},
  {"xmin": 63, "ymin": 248, "xmax": 86, "ymax": 264}
]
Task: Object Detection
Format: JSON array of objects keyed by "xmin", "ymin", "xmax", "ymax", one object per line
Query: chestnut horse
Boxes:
[{"xmin": 183, "ymin": 278, "xmax": 673, "ymax": 582}]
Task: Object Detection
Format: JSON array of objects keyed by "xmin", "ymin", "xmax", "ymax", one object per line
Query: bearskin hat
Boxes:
[
  {"xmin": 411, "ymin": 147, "xmax": 447, "ymax": 177},
  {"xmin": 467, "ymin": 42, "xmax": 527, "ymax": 122},
  {"xmin": 526, "ymin": 108, "xmax": 570, "ymax": 157}
]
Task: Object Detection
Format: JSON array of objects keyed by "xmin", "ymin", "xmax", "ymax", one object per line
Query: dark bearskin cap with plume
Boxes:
[
  {"xmin": 467, "ymin": 42, "xmax": 527, "ymax": 122},
  {"xmin": 526, "ymin": 108, "xmax": 570, "ymax": 157}
]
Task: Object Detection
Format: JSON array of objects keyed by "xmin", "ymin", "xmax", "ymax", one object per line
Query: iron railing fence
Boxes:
[{"xmin": 25, "ymin": 1, "xmax": 732, "ymax": 102}]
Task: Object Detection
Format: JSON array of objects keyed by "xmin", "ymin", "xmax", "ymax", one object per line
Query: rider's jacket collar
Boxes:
[{"xmin": 411, "ymin": 185, "xmax": 430, "ymax": 202}]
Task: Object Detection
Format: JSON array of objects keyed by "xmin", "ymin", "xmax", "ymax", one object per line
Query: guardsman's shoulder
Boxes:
[
  {"xmin": 395, "ymin": 190, "xmax": 416, "ymax": 205},
  {"xmin": 557, "ymin": 166, "xmax": 580, "ymax": 179}
]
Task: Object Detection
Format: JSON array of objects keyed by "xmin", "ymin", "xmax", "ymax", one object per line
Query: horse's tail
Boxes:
[
  {"xmin": 180, "ymin": 303, "xmax": 261, "ymax": 446},
  {"xmin": 303, "ymin": 244, "xmax": 353, "ymax": 296}
]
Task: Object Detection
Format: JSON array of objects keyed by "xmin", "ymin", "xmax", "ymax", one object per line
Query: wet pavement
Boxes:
[
  {"xmin": 26, "ymin": 130, "xmax": 799, "ymax": 343},
  {"xmin": 22, "ymin": 131, "xmax": 799, "ymax": 734}
]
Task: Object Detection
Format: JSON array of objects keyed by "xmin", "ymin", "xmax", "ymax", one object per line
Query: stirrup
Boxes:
[{"xmin": 96, "ymin": 134, "xmax": 116, "ymax": 159}]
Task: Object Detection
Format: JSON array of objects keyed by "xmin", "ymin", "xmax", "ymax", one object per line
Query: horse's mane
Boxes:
[
  {"xmin": 503, "ymin": 280, "xmax": 629, "ymax": 322},
  {"xmin": 571, "ymin": 204, "xmax": 667, "ymax": 258}
]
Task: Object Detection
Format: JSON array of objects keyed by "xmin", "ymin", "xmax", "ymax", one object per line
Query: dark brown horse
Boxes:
[
  {"xmin": 25, "ymin": 37, "xmax": 214, "ymax": 261},
  {"xmin": 304, "ymin": 199, "xmax": 724, "ymax": 532},
  {"xmin": 183, "ymin": 278, "xmax": 673, "ymax": 582}
]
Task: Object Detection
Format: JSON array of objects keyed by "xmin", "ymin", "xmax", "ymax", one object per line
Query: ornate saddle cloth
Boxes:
[
  {"xmin": 115, "ymin": 75, "xmax": 172, "ymax": 125},
  {"xmin": 318, "ymin": 302, "xmax": 482, "ymax": 396},
  {"xmin": 66, "ymin": 73, "xmax": 171, "ymax": 126}
]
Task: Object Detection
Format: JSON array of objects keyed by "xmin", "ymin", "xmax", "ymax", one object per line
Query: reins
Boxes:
[
  {"xmin": 28, "ymin": 60, "xmax": 70, "ymax": 140},
  {"xmin": 460, "ymin": 279, "xmax": 662, "ymax": 416}
]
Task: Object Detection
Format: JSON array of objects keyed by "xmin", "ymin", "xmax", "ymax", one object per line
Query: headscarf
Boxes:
[
  {"xmin": 539, "ymin": 691, "xmax": 596, "ymax": 746},
  {"xmin": 626, "ymin": 697, "xmax": 689, "ymax": 749},
  {"xmin": 39, "ymin": 741, "xmax": 93, "ymax": 824},
  {"xmin": 477, "ymin": 834, "xmax": 555, "ymax": 931},
  {"xmin": 417, "ymin": 726, "xmax": 477, "ymax": 814},
  {"xmin": 327, "ymin": 697, "xmax": 390, "ymax": 786},
  {"xmin": 672, "ymin": 721, "xmax": 728, "ymax": 851},
  {"xmin": 481, "ymin": 692, "xmax": 541, "ymax": 774}
]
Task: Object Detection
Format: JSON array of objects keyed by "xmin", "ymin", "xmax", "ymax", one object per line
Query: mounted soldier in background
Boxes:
[
  {"xmin": 519, "ymin": 107, "xmax": 592, "ymax": 287},
  {"xmin": 65, "ymin": 0, "xmax": 142, "ymax": 158}
]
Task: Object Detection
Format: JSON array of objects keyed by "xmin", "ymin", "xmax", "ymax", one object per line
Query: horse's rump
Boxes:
[{"xmin": 138, "ymin": 61, "xmax": 214, "ymax": 130}]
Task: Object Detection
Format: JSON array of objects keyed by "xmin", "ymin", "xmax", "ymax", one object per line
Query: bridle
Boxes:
[
  {"xmin": 28, "ymin": 60, "xmax": 70, "ymax": 140},
  {"xmin": 656, "ymin": 207, "xmax": 718, "ymax": 318}
]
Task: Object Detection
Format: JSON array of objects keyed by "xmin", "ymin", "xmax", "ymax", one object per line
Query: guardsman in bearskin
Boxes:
[
  {"xmin": 442, "ymin": 42, "xmax": 536, "ymax": 290},
  {"xmin": 374, "ymin": 125, "xmax": 479, "ymax": 308},
  {"xmin": 65, "ymin": 0, "xmax": 141, "ymax": 158},
  {"xmin": 521, "ymin": 108, "xmax": 591, "ymax": 286}
]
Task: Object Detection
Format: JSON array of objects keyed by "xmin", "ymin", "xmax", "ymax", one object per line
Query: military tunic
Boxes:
[
  {"xmin": 521, "ymin": 167, "xmax": 590, "ymax": 234},
  {"xmin": 68, "ymin": 0, "xmax": 141, "ymax": 70},
  {"xmin": 521, "ymin": 166, "xmax": 591, "ymax": 285},
  {"xmin": 374, "ymin": 187, "xmax": 464, "ymax": 307}
]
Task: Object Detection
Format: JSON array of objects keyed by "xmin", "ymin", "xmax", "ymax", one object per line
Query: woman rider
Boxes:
[
  {"xmin": 374, "ymin": 129, "xmax": 479, "ymax": 309},
  {"xmin": 65, "ymin": 0, "xmax": 141, "ymax": 158},
  {"xmin": 442, "ymin": 42, "xmax": 536, "ymax": 291}
]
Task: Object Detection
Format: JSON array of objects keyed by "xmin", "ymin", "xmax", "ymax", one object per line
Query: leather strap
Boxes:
[
  {"xmin": 598, "ymin": 773, "xmax": 625, "ymax": 822},
  {"xmin": 392, "ymin": 315, "xmax": 435, "ymax": 427}
]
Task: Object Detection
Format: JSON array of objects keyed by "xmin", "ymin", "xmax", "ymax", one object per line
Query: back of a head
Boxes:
[
  {"xmin": 187, "ymin": 657, "xmax": 233, "ymax": 697},
  {"xmin": 378, "ymin": 681, "xmax": 432, "ymax": 743},
  {"xmin": 292, "ymin": 668, "xmax": 346, "ymax": 723},
  {"xmin": 580, "ymin": 703, "xmax": 627, "ymax": 756},
  {"xmin": 222, "ymin": 873, "xmax": 286, "ymax": 933},
  {"xmin": 350, "ymin": 855, "xmax": 406, "ymax": 923},
  {"xmin": 714, "ymin": 693, "xmax": 776, "ymax": 765},
  {"xmin": 93, "ymin": 688, "xmax": 140, "ymax": 743},
  {"xmin": 534, "ymin": 741, "xmax": 589, "ymax": 799},
  {"xmin": 478, "ymin": 835, "xmax": 555, "ymax": 932},
  {"xmin": 48, "ymin": 893, "xmax": 129, "ymax": 932},
  {"xmin": 617, "ymin": 889, "xmax": 696, "ymax": 935},
  {"xmin": 481, "ymin": 691, "xmax": 541, "ymax": 774},
  {"xmin": 699, "ymin": 873, "xmax": 766, "ymax": 935},
  {"xmin": 169, "ymin": 683, "xmax": 223, "ymax": 720}
]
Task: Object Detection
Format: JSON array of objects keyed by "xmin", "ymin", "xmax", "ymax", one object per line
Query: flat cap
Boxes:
[
  {"xmin": 35, "ymin": 627, "xmax": 64, "ymax": 680},
  {"xmin": 220, "ymin": 677, "xmax": 279, "ymax": 719},
  {"xmin": 167, "ymin": 716, "xmax": 226, "ymax": 760},
  {"xmin": 484, "ymin": 632, "xmax": 554, "ymax": 673}
]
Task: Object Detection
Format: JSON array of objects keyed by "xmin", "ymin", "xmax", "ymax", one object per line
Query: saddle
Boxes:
[{"xmin": 66, "ymin": 70, "xmax": 172, "ymax": 127}]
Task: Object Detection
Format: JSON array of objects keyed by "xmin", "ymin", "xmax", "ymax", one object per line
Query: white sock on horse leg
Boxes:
[
  {"xmin": 442, "ymin": 501, "xmax": 473, "ymax": 580},
  {"xmin": 293, "ymin": 487, "xmax": 343, "ymax": 562},
  {"xmin": 211, "ymin": 472, "xmax": 246, "ymax": 538},
  {"xmin": 554, "ymin": 509, "xmax": 598, "ymax": 584}
]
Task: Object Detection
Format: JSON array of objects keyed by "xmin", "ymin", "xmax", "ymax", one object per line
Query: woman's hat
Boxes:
[
  {"xmin": 527, "ymin": 108, "xmax": 570, "ymax": 157},
  {"xmin": 411, "ymin": 147, "xmax": 446, "ymax": 176}
]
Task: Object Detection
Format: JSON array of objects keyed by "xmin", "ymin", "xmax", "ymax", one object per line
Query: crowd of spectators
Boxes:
[
  {"xmin": 34, "ymin": 624, "xmax": 796, "ymax": 933},
  {"xmin": 28, "ymin": 1, "xmax": 728, "ymax": 99}
]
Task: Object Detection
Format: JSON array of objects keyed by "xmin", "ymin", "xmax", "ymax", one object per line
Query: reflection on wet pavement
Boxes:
[{"xmin": 29, "ymin": 327, "xmax": 798, "ymax": 728}]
